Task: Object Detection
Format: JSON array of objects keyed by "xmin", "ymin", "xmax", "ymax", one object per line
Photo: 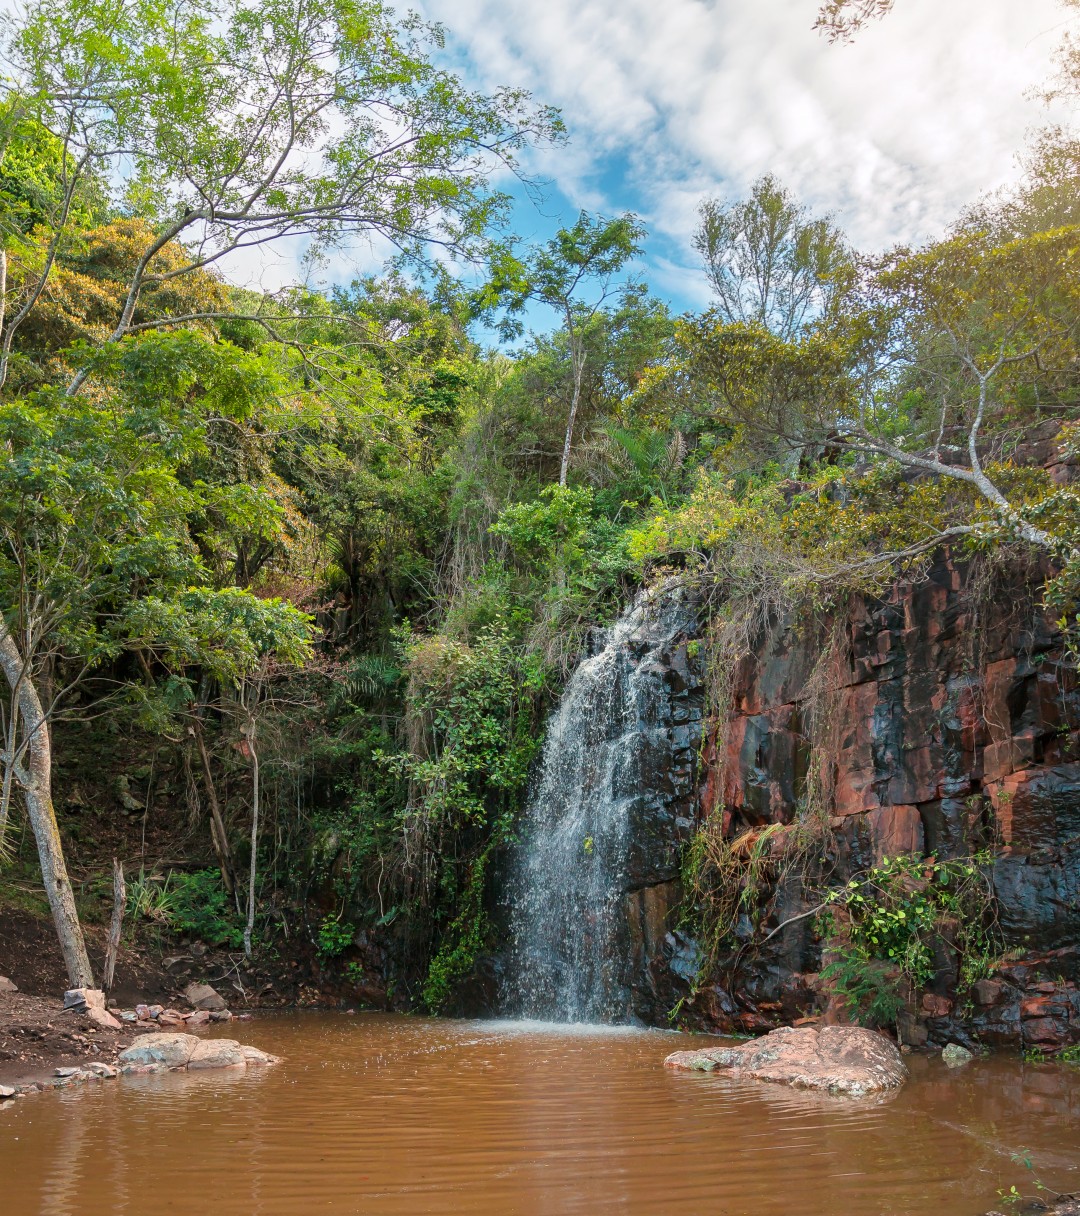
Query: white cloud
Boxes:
[{"xmin": 421, "ymin": 0, "xmax": 1071, "ymax": 301}]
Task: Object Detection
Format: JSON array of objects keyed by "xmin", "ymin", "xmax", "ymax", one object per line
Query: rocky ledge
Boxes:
[
  {"xmin": 117, "ymin": 1031, "xmax": 279, "ymax": 1073},
  {"xmin": 664, "ymin": 1025, "xmax": 908, "ymax": 1097}
]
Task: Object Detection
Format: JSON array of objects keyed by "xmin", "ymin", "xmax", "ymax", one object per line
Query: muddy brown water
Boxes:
[{"xmin": 1, "ymin": 1013, "xmax": 1078, "ymax": 1215}]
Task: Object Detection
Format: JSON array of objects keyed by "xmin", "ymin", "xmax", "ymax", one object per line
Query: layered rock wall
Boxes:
[{"xmin": 630, "ymin": 551, "xmax": 1080, "ymax": 1051}]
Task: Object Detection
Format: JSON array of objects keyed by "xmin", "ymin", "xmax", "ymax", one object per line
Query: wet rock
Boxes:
[
  {"xmin": 85, "ymin": 1062, "xmax": 117, "ymax": 1078},
  {"xmin": 117, "ymin": 1031, "xmax": 279, "ymax": 1072},
  {"xmin": 184, "ymin": 1010, "xmax": 211, "ymax": 1027},
  {"xmin": 0, "ymin": 1084, "xmax": 15, "ymax": 1099},
  {"xmin": 942, "ymin": 1043, "xmax": 974, "ymax": 1067},
  {"xmin": 973, "ymin": 979, "xmax": 1006, "ymax": 1007},
  {"xmin": 208, "ymin": 1009, "xmax": 232, "ymax": 1022},
  {"xmin": 0, "ymin": 976, "xmax": 17, "ymax": 994},
  {"xmin": 118, "ymin": 1032, "xmax": 197, "ymax": 1069},
  {"xmin": 188, "ymin": 1039, "xmax": 245, "ymax": 1069},
  {"xmin": 665, "ymin": 1025, "xmax": 907, "ymax": 1097},
  {"xmin": 184, "ymin": 982, "xmax": 227, "ymax": 1012},
  {"xmin": 240, "ymin": 1045, "xmax": 278, "ymax": 1065}
]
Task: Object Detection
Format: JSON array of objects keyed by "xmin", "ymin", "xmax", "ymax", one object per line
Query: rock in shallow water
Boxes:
[
  {"xmin": 117, "ymin": 1031, "xmax": 280, "ymax": 1072},
  {"xmin": 664, "ymin": 1025, "xmax": 907, "ymax": 1097},
  {"xmin": 942, "ymin": 1043, "xmax": 974, "ymax": 1067}
]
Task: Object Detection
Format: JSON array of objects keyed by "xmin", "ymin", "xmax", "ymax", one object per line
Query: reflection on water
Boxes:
[{"xmin": 2, "ymin": 1013, "xmax": 1079, "ymax": 1216}]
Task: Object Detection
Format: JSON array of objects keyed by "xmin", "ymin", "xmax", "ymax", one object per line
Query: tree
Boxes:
[
  {"xmin": 0, "ymin": 331, "xmax": 312, "ymax": 986},
  {"xmin": 693, "ymin": 175, "xmax": 851, "ymax": 342},
  {"xmin": 0, "ymin": 0, "xmax": 561, "ymax": 395},
  {"xmin": 841, "ymin": 227, "xmax": 1080, "ymax": 557},
  {"xmin": 479, "ymin": 211, "xmax": 645, "ymax": 485}
]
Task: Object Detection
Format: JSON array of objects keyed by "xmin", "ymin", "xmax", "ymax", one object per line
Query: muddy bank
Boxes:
[{"xmin": 0, "ymin": 986, "xmax": 135, "ymax": 1090}]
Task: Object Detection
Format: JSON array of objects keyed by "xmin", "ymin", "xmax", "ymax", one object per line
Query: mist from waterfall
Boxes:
[{"xmin": 505, "ymin": 585, "xmax": 688, "ymax": 1024}]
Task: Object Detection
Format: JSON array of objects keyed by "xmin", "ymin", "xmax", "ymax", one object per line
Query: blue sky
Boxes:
[{"xmin": 226, "ymin": 0, "xmax": 1073, "ymax": 322}]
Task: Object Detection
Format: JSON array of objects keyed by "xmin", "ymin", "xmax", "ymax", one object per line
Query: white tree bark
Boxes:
[
  {"xmin": 0, "ymin": 619, "xmax": 94, "ymax": 988},
  {"xmin": 243, "ymin": 720, "xmax": 260, "ymax": 959}
]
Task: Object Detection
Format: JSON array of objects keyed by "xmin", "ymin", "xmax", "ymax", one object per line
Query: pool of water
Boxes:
[{"xmin": 1, "ymin": 1013, "xmax": 1078, "ymax": 1215}]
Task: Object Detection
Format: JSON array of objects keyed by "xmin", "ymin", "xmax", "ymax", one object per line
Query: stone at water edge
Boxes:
[
  {"xmin": 185, "ymin": 1009, "xmax": 212, "ymax": 1027},
  {"xmin": 665, "ymin": 1025, "xmax": 908, "ymax": 1097},
  {"xmin": 184, "ymin": 982, "xmax": 227, "ymax": 1012},
  {"xmin": 117, "ymin": 1032, "xmax": 280, "ymax": 1072},
  {"xmin": 0, "ymin": 976, "xmax": 17, "ymax": 994},
  {"xmin": 188, "ymin": 1039, "xmax": 246, "ymax": 1069},
  {"xmin": 942, "ymin": 1043, "xmax": 975, "ymax": 1067},
  {"xmin": 118, "ymin": 1032, "xmax": 198, "ymax": 1069}
]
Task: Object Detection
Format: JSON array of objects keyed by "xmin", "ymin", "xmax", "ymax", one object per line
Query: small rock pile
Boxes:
[{"xmin": 107, "ymin": 982, "xmax": 236, "ymax": 1031}]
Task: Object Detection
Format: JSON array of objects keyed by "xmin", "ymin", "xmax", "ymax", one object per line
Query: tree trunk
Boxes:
[
  {"xmin": 0, "ymin": 619, "xmax": 94, "ymax": 988},
  {"xmin": 559, "ymin": 323, "xmax": 585, "ymax": 487},
  {"xmin": 243, "ymin": 723, "xmax": 260, "ymax": 958},
  {"xmin": 192, "ymin": 717, "xmax": 236, "ymax": 894},
  {"xmin": 103, "ymin": 858, "xmax": 125, "ymax": 993}
]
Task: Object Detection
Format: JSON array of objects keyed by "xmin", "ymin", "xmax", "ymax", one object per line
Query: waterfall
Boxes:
[{"xmin": 506, "ymin": 584, "xmax": 692, "ymax": 1024}]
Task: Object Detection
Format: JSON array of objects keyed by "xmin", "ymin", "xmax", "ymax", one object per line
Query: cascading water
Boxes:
[{"xmin": 506, "ymin": 584, "xmax": 693, "ymax": 1023}]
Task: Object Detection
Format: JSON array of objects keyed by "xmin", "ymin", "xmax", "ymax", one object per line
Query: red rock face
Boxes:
[{"xmin": 669, "ymin": 548, "xmax": 1080, "ymax": 1051}]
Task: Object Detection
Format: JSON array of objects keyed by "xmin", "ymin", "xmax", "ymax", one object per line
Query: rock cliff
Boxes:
[{"xmin": 625, "ymin": 549, "xmax": 1080, "ymax": 1052}]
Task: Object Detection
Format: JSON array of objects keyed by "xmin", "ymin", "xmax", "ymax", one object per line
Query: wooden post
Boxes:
[{"xmin": 103, "ymin": 858, "xmax": 125, "ymax": 993}]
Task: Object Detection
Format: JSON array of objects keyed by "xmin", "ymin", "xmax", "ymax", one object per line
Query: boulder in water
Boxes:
[
  {"xmin": 664, "ymin": 1025, "xmax": 907, "ymax": 1097},
  {"xmin": 942, "ymin": 1042, "xmax": 974, "ymax": 1067},
  {"xmin": 118, "ymin": 1031, "xmax": 280, "ymax": 1072}
]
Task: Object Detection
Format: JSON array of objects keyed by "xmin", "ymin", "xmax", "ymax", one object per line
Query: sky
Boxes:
[
  {"xmin": 230, "ymin": 0, "xmax": 1073, "ymax": 318},
  {"xmin": 413, "ymin": 0, "xmax": 1071, "ymax": 315}
]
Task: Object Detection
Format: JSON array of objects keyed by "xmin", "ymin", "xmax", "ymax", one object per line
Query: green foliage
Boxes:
[
  {"xmin": 168, "ymin": 869, "xmax": 244, "ymax": 949},
  {"xmin": 422, "ymin": 851, "xmax": 489, "ymax": 1012},
  {"xmin": 316, "ymin": 913, "xmax": 355, "ymax": 960},
  {"xmin": 819, "ymin": 853, "xmax": 1000, "ymax": 1027},
  {"xmin": 819, "ymin": 943, "xmax": 905, "ymax": 1028},
  {"xmin": 126, "ymin": 870, "xmax": 177, "ymax": 925},
  {"xmin": 127, "ymin": 868, "xmax": 243, "ymax": 949},
  {"xmin": 383, "ymin": 619, "xmax": 541, "ymax": 827}
]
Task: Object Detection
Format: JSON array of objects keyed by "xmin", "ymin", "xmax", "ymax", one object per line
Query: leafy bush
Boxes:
[
  {"xmin": 317, "ymin": 913, "xmax": 355, "ymax": 959},
  {"xmin": 168, "ymin": 869, "xmax": 244, "ymax": 949},
  {"xmin": 818, "ymin": 852, "xmax": 998, "ymax": 1027}
]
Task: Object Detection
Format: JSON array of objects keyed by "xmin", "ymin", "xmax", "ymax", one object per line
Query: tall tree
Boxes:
[
  {"xmin": 694, "ymin": 175, "xmax": 851, "ymax": 342},
  {"xmin": 480, "ymin": 212, "xmax": 644, "ymax": 485}
]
